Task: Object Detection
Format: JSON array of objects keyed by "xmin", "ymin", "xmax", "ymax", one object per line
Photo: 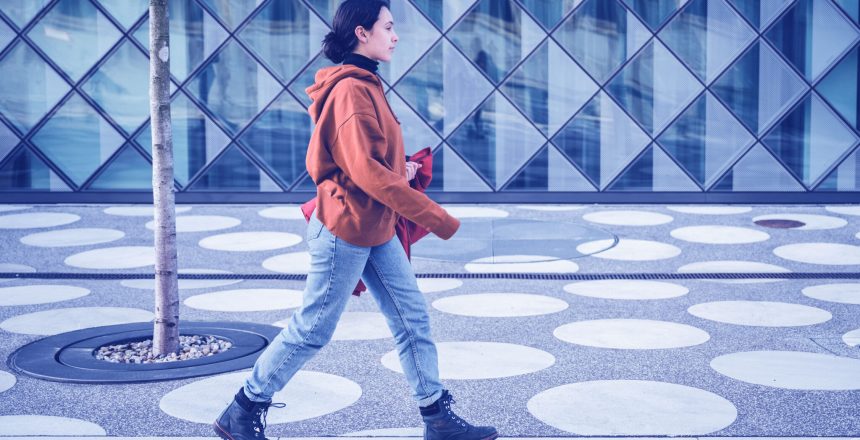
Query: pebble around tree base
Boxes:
[{"xmin": 95, "ymin": 335, "xmax": 232, "ymax": 364}]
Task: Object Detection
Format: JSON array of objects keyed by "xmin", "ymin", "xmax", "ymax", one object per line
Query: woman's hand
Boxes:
[{"xmin": 405, "ymin": 161, "xmax": 422, "ymax": 181}]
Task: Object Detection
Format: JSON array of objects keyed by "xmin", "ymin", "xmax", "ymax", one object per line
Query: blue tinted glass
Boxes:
[
  {"xmin": 607, "ymin": 145, "xmax": 701, "ymax": 191},
  {"xmin": 288, "ymin": 54, "xmax": 335, "ymax": 107},
  {"xmin": 660, "ymin": 0, "xmax": 756, "ymax": 83},
  {"xmin": 711, "ymin": 42, "xmax": 807, "ymax": 135},
  {"xmin": 554, "ymin": 0, "xmax": 651, "ymax": 84},
  {"xmin": 188, "ymin": 145, "xmax": 282, "ymax": 191},
  {"xmin": 135, "ymin": 92, "xmax": 231, "ymax": 186},
  {"xmin": 292, "ymin": 172, "xmax": 317, "ymax": 192},
  {"xmin": 606, "ymin": 40, "xmax": 702, "ymax": 135},
  {"xmin": 835, "ymin": 0, "xmax": 860, "ymax": 23},
  {"xmin": 30, "ymin": 93, "xmax": 124, "ymax": 186},
  {"xmin": 762, "ymin": 94, "xmax": 859, "ymax": 186},
  {"xmin": 0, "ymin": 146, "xmax": 70, "ymax": 191},
  {"xmin": 96, "ymin": 0, "xmax": 148, "ymax": 30},
  {"xmin": 621, "ymin": 0, "xmax": 684, "ymax": 31},
  {"xmin": 186, "ymin": 40, "xmax": 282, "ymax": 135},
  {"xmin": 448, "ymin": 0, "xmax": 545, "ymax": 84},
  {"xmin": 817, "ymin": 46, "xmax": 859, "ymax": 130},
  {"xmin": 0, "ymin": 121, "xmax": 18, "ymax": 161},
  {"xmin": 410, "ymin": 0, "xmax": 442, "ymax": 29},
  {"xmin": 765, "ymin": 0, "xmax": 860, "ymax": 81},
  {"xmin": 0, "ymin": 0, "xmax": 50, "ymax": 28},
  {"xmin": 658, "ymin": 92, "xmax": 755, "ymax": 188},
  {"xmin": 412, "ymin": 0, "xmax": 481, "ymax": 31},
  {"xmin": 133, "ymin": 0, "xmax": 229, "ymax": 82},
  {"xmin": 551, "ymin": 91, "xmax": 651, "ymax": 188},
  {"xmin": 378, "ymin": 0, "xmax": 441, "ymax": 84},
  {"xmin": 386, "ymin": 90, "xmax": 442, "ymax": 155},
  {"xmin": 427, "ymin": 144, "xmax": 493, "ymax": 192},
  {"xmin": 726, "ymin": 0, "xmax": 795, "ymax": 29},
  {"xmin": 81, "ymin": 40, "xmax": 149, "ymax": 134},
  {"xmin": 396, "ymin": 40, "xmax": 494, "ymax": 136},
  {"xmin": 504, "ymin": 144, "xmax": 596, "ymax": 191},
  {"xmin": 199, "ymin": 0, "xmax": 262, "ymax": 30},
  {"xmin": 239, "ymin": 93, "xmax": 310, "ymax": 187},
  {"xmin": 0, "ymin": 42, "xmax": 69, "ymax": 133},
  {"xmin": 303, "ymin": 0, "xmax": 339, "ymax": 25},
  {"xmin": 27, "ymin": 0, "xmax": 121, "ymax": 81},
  {"xmin": 816, "ymin": 148, "xmax": 860, "ymax": 191},
  {"xmin": 501, "ymin": 40, "xmax": 598, "ymax": 137},
  {"xmin": 518, "ymin": 0, "xmax": 579, "ymax": 29},
  {"xmin": 88, "ymin": 144, "xmax": 152, "ymax": 190},
  {"xmin": 238, "ymin": 0, "xmax": 328, "ymax": 83},
  {"xmin": 712, "ymin": 143, "xmax": 805, "ymax": 191},
  {"xmin": 447, "ymin": 92, "xmax": 544, "ymax": 189},
  {"xmin": 0, "ymin": 17, "xmax": 14, "ymax": 50}
]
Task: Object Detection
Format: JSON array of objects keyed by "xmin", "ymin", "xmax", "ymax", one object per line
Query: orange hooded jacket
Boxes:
[{"xmin": 304, "ymin": 64, "xmax": 459, "ymax": 247}]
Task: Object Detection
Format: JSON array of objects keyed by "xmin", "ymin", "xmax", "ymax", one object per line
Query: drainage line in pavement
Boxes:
[{"xmin": 1, "ymin": 272, "xmax": 859, "ymax": 280}]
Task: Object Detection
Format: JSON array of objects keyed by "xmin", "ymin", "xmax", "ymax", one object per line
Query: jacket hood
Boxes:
[{"xmin": 305, "ymin": 65, "xmax": 380, "ymax": 123}]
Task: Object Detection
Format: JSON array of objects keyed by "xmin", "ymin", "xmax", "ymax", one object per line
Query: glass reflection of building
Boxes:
[{"xmin": 0, "ymin": 0, "xmax": 858, "ymax": 201}]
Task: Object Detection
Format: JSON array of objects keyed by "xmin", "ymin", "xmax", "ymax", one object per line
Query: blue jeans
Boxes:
[{"xmin": 244, "ymin": 213, "xmax": 444, "ymax": 407}]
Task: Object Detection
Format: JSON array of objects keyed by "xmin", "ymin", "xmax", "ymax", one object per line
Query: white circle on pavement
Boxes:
[
  {"xmin": 554, "ymin": 319, "xmax": 710, "ymax": 349},
  {"xmin": 666, "ymin": 206, "xmax": 752, "ymax": 215},
  {"xmin": 825, "ymin": 206, "xmax": 860, "ymax": 216},
  {"xmin": 185, "ymin": 288, "xmax": 303, "ymax": 312},
  {"xmin": 382, "ymin": 341, "xmax": 554, "ymax": 379},
  {"xmin": 773, "ymin": 243, "xmax": 860, "ymax": 265},
  {"xmin": 843, "ymin": 328, "xmax": 860, "ymax": 347},
  {"xmin": 121, "ymin": 269, "xmax": 242, "ymax": 290},
  {"xmin": 342, "ymin": 427, "xmax": 424, "ymax": 436},
  {"xmin": 517, "ymin": 205, "xmax": 586, "ymax": 211},
  {"xmin": 563, "ymin": 280, "xmax": 689, "ymax": 300},
  {"xmin": 287, "ymin": 312, "xmax": 394, "ymax": 341},
  {"xmin": 104, "ymin": 206, "xmax": 192, "ymax": 216},
  {"xmin": 259, "ymin": 206, "xmax": 306, "ymax": 220},
  {"xmin": 0, "ymin": 212, "xmax": 80, "ymax": 229},
  {"xmin": 465, "ymin": 255, "xmax": 578, "ymax": 273},
  {"xmin": 432, "ymin": 293, "xmax": 568, "ymax": 317},
  {"xmin": 199, "ymin": 231, "xmax": 302, "ymax": 252},
  {"xmin": 441, "ymin": 206, "xmax": 509, "ymax": 218},
  {"xmin": 146, "ymin": 215, "xmax": 241, "ymax": 233},
  {"xmin": 417, "ymin": 278, "xmax": 463, "ymax": 293},
  {"xmin": 0, "ymin": 415, "xmax": 106, "ymax": 435},
  {"xmin": 677, "ymin": 260, "xmax": 790, "ymax": 284},
  {"xmin": 801, "ymin": 283, "xmax": 860, "ymax": 305},
  {"xmin": 64, "ymin": 246, "xmax": 155, "ymax": 269},
  {"xmin": 0, "ymin": 264, "xmax": 36, "ymax": 284},
  {"xmin": 263, "ymin": 252, "xmax": 312, "ymax": 274},
  {"xmin": 711, "ymin": 351, "xmax": 860, "ymax": 390},
  {"xmin": 527, "ymin": 380, "xmax": 737, "ymax": 435},
  {"xmin": 159, "ymin": 370, "xmax": 361, "ymax": 424},
  {"xmin": 670, "ymin": 226, "xmax": 770, "ymax": 244},
  {"xmin": 583, "ymin": 210, "xmax": 673, "ymax": 226},
  {"xmin": 20, "ymin": 228, "xmax": 125, "ymax": 247},
  {"xmin": 0, "ymin": 285, "xmax": 90, "ymax": 306},
  {"xmin": 688, "ymin": 301, "xmax": 831, "ymax": 327},
  {"xmin": 0, "ymin": 307, "xmax": 153, "ymax": 335},
  {"xmin": 577, "ymin": 239, "xmax": 681, "ymax": 261},
  {"xmin": 752, "ymin": 213, "xmax": 847, "ymax": 230},
  {"xmin": 0, "ymin": 205, "xmax": 30, "ymax": 212},
  {"xmin": 0, "ymin": 371, "xmax": 15, "ymax": 393}
]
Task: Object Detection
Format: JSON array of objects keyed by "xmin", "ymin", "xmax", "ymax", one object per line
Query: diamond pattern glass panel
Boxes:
[
  {"xmin": 447, "ymin": 0, "xmax": 545, "ymax": 84},
  {"xmin": 88, "ymin": 144, "xmax": 152, "ymax": 190},
  {"xmin": 818, "ymin": 45, "xmax": 859, "ymax": 130},
  {"xmin": 835, "ymin": 0, "xmax": 860, "ymax": 23},
  {"xmin": 765, "ymin": 0, "xmax": 860, "ymax": 81},
  {"xmin": 0, "ymin": 147, "xmax": 70, "ymax": 191},
  {"xmin": 238, "ymin": 0, "xmax": 328, "ymax": 84},
  {"xmin": 762, "ymin": 93, "xmax": 859, "ymax": 187},
  {"xmin": 186, "ymin": 40, "xmax": 281, "ymax": 135},
  {"xmin": 200, "ymin": 0, "xmax": 264, "ymax": 30},
  {"xmin": 135, "ymin": 92, "xmax": 231, "ymax": 187},
  {"xmin": 554, "ymin": 0, "xmax": 651, "ymax": 84},
  {"xmin": 607, "ymin": 144, "xmax": 702, "ymax": 191},
  {"xmin": 552, "ymin": 91, "xmax": 651, "ymax": 189},
  {"xmin": 660, "ymin": 0, "xmax": 756, "ymax": 83},
  {"xmin": 0, "ymin": 16, "xmax": 15, "ymax": 50},
  {"xmin": 80, "ymin": 40, "xmax": 149, "ymax": 134},
  {"xmin": 30, "ymin": 93, "xmax": 124, "ymax": 186},
  {"xmin": 0, "ymin": 0, "xmax": 50, "ymax": 28},
  {"xmin": 658, "ymin": 92, "xmax": 755, "ymax": 188},
  {"xmin": 134, "ymin": 0, "xmax": 229, "ymax": 83},
  {"xmin": 0, "ymin": 42, "xmax": 69, "ymax": 133},
  {"xmin": 288, "ymin": 54, "xmax": 336, "ymax": 107},
  {"xmin": 0, "ymin": 121, "xmax": 18, "ymax": 162},
  {"xmin": 518, "ymin": 0, "xmax": 581, "ymax": 30},
  {"xmin": 27, "ymin": 0, "xmax": 121, "ymax": 81},
  {"xmin": 712, "ymin": 143, "xmax": 805, "ymax": 191},
  {"xmin": 303, "ymin": 0, "xmax": 339, "ymax": 25},
  {"xmin": 606, "ymin": 40, "xmax": 703, "ymax": 135},
  {"xmin": 726, "ymin": 0, "xmax": 793, "ymax": 29},
  {"xmin": 504, "ymin": 144, "xmax": 596, "ymax": 191},
  {"xmin": 447, "ymin": 92, "xmax": 544, "ymax": 189},
  {"xmin": 96, "ymin": 0, "xmax": 148, "ymax": 30},
  {"xmin": 712, "ymin": 41, "xmax": 807, "ymax": 135},
  {"xmin": 239, "ymin": 92, "xmax": 310, "ymax": 188},
  {"xmin": 501, "ymin": 39, "xmax": 598, "ymax": 137},
  {"xmin": 378, "ymin": 0, "xmax": 441, "ymax": 84},
  {"xmin": 188, "ymin": 144, "xmax": 281, "ymax": 191},
  {"xmin": 412, "ymin": 0, "xmax": 479, "ymax": 31},
  {"xmin": 396, "ymin": 39, "xmax": 494, "ymax": 137},
  {"xmin": 816, "ymin": 147, "xmax": 860, "ymax": 191},
  {"xmin": 621, "ymin": 0, "xmax": 687, "ymax": 31},
  {"xmin": 427, "ymin": 144, "xmax": 493, "ymax": 192},
  {"xmin": 387, "ymin": 90, "xmax": 442, "ymax": 155}
]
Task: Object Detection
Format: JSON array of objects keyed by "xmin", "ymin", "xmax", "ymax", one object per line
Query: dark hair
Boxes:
[{"xmin": 322, "ymin": 0, "xmax": 390, "ymax": 63}]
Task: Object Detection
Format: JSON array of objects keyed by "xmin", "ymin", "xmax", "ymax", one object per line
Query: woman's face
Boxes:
[{"xmin": 355, "ymin": 7, "xmax": 398, "ymax": 62}]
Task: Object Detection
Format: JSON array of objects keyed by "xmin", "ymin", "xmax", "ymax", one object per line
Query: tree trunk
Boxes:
[{"xmin": 149, "ymin": 0, "xmax": 179, "ymax": 357}]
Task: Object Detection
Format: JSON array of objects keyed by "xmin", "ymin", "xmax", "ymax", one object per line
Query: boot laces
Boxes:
[
  {"xmin": 252, "ymin": 402, "xmax": 286, "ymax": 439},
  {"xmin": 442, "ymin": 395, "xmax": 467, "ymax": 428}
]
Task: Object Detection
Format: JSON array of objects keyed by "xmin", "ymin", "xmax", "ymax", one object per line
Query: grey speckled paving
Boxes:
[{"xmin": 0, "ymin": 204, "xmax": 859, "ymax": 437}]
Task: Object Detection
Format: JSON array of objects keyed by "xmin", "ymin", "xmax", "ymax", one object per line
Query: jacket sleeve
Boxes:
[{"xmin": 330, "ymin": 113, "xmax": 459, "ymax": 240}]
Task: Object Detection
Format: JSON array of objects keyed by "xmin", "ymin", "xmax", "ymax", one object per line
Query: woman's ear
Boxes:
[{"xmin": 354, "ymin": 26, "xmax": 367, "ymax": 43}]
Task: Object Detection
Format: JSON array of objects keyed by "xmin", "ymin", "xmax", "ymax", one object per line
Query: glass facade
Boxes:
[{"xmin": 0, "ymin": 0, "xmax": 858, "ymax": 201}]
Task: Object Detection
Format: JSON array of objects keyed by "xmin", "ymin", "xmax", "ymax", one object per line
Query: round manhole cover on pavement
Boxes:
[{"xmin": 754, "ymin": 219, "xmax": 806, "ymax": 229}]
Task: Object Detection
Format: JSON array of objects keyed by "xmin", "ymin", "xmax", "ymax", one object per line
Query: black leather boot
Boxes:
[
  {"xmin": 421, "ymin": 390, "xmax": 498, "ymax": 440},
  {"xmin": 213, "ymin": 388, "xmax": 284, "ymax": 440}
]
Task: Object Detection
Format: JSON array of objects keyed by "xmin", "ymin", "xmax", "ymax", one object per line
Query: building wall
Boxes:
[{"xmin": 0, "ymin": 0, "xmax": 859, "ymax": 203}]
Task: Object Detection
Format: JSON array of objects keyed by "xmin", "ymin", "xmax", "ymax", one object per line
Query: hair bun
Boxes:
[{"xmin": 323, "ymin": 31, "xmax": 349, "ymax": 64}]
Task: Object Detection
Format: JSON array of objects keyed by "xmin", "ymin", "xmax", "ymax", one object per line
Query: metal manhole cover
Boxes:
[{"xmin": 754, "ymin": 219, "xmax": 806, "ymax": 229}]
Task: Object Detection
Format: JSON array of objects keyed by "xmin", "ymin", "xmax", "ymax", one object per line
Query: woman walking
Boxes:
[{"xmin": 213, "ymin": 2, "xmax": 498, "ymax": 440}]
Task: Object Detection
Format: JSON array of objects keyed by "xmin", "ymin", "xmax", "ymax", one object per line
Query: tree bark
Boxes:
[{"xmin": 149, "ymin": 0, "xmax": 179, "ymax": 356}]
